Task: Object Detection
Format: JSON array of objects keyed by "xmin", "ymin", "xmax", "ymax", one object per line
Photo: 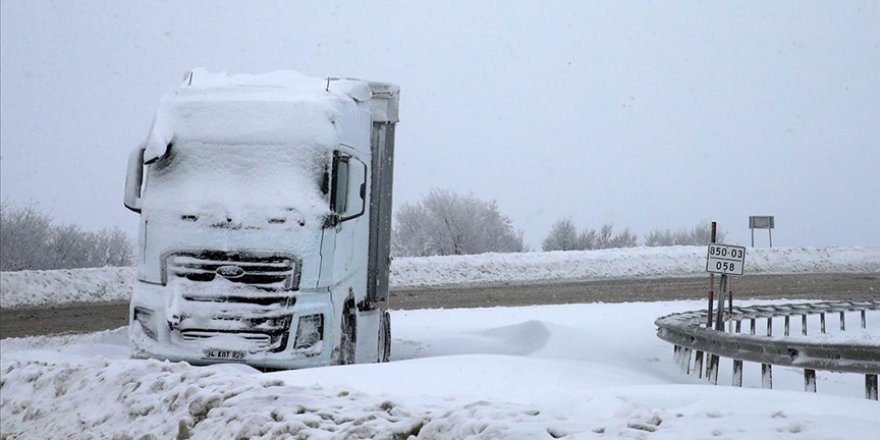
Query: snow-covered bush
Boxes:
[
  {"xmin": 542, "ymin": 218, "xmax": 579, "ymax": 251},
  {"xmin": 392, "ymin": 189, "xmax": 524, "ymax": 257}
]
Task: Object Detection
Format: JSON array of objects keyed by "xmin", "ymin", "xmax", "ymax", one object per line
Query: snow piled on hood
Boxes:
[
  {"xmin": 1, "ymin": 246, "xmax": 878, "ymax": 308},
  {"xmin": 141, "ymin": 142, "xmax": 329, "ymax": 229}
]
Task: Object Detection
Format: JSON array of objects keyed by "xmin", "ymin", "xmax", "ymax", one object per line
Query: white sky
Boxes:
[{"xmin": 1, "ymin": 0, "xmax": 878, "ymax": 248}]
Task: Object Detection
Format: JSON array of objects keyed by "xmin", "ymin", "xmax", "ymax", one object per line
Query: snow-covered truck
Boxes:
[{"xmin": 123, "ymin": 69, "xmax": 398, "ymax": 369}]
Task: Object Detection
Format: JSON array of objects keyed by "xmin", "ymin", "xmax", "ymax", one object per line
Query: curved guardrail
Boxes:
[{"xmin": 655, "ymin": 300, "xmax": 880, "ymax": 400}]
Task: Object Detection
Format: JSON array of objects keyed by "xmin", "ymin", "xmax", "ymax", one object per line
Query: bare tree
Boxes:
[
  {"xmin": 393, "ymin": 189, "xmax": 525, "ymax": 257},
  {"xmin": 49, "ymin": 224, "xmax": 95, "ymax": 269},
  {"xmin": 645, "ymin": 221, "xmax": 726, "ymax": 246},
  {"xmin": 542, "ymin": 218, "xmax": 579, "ymax": 251},
  {"xmin": 608, "ymin": 226, "xmax": 638, "ymax": 248},
  {"xmin": 102, "ymin": 227, "xmax": 134, "ymax": 267},
  {"xmin": 594, "ymin": 224, "xmax": 614, "ymax": 249},
  {"xmin": 577, "ymin": 229, "xmax": 597, "ymax": 250},
  {"xmin": 588, "ymin": 223, "xmax": 638, "ymax": 249},
  {"xmin": 0, "ymin": 203, "xmax": 53, "ymax": 270}
]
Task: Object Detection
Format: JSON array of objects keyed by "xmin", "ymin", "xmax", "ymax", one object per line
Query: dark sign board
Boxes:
[{"xmin": 749, "ymin": 216, "xmax": 774, "ymax": 229}]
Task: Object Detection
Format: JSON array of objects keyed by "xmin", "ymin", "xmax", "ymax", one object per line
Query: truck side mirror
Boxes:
[
  {"xmin": 124, "ymin": 146, "xmax": 145, "ymax": 213},
  {"xmin": 332, "ymin": 154, "xmax": 367, "ymax": 223}
]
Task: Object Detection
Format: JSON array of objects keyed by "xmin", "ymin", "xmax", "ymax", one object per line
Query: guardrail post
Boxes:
[
  {"xmin": 750, "ymin": 318, "xmax": 756, "ymax": 335},
  {"xmin": 674, "ymin": 345, "xmax": 691, "ymax": 374},
  {"xmin": 709, "ymin": 356, "xmax": 719, "ymax": 385},
  {"xmin": 715, "ymin": 275, "xmax": 727, "ymax": 333},
  {"xmin": 801, "ymin": 314, "xmax": 807, "ymax": 336},
  {"xmin": 867, "ymin": 374, "xmax": 878, "ymax": 400},
  {"xmin": 706, "ymin": 354, "xmax": 714, "ymax": 380},
  {"xmin": 840, "ymin": 311, "xmax": 846, "ymax": 331},
  {"xmin": 694, "ymin": 352, "xmax": 704, "ymax": 377},
  {"xmin": 767, "ymin": 317, "xmax": 773, "ymax": 336},
  {"xmin": 732, "ymin": 359, "xmax": 743, "ymax": 387},
  {"xmin": 804, "ymin": 369, "xmax": 817, "ymax": 393},
  {"xmin": 861, "ymin": 310, "xmax": 867, "ymax": 329},
  {"xmin": 784, "ymin": 315, "xmax": 790, "ymax": 336},
  {"xmin": 820, "ymin": 313, "xmax": 826, "ymax": 333},
  {"xmin": 706, "ymin": 273, "xmax": 728, "ymax": 384},
  {"xmin": 762, "ymin": 364, "xmax": 773, "ymax": 389}
]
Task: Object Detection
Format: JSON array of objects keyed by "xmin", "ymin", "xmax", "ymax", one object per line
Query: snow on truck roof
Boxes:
[
  {"xmin": 183, "ymin": 69, "xmax": 374, "ymax": 101},
  {"xmin": 143, "ymin": 68, "xmax": 398, "ymax": 163}
]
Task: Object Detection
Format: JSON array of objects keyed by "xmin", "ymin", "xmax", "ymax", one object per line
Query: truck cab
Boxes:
[{"xmin": 124, "ymin": 70, "xmax": 398, "ymax": 369}]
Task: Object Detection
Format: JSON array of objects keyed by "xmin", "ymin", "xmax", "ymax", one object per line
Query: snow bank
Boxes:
[
  {"xmin": 1, "ymin": 246, "xmax": 878, "ymax": 308},
  {"xmin": 390, "ymin": 246, "xmax": 880, "ymax": 287},
  {"xmin": 0, "ymin": 359, "xmax": 428, "ymax": 439},
  {"xmin": 0, "ymin": 266, "xmax": 135, "ymax": 308},
  {"xmin": 2, "ymin": 301, "xmax": 878, "ymax": 439}
]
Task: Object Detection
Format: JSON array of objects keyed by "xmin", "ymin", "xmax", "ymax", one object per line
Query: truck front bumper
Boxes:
[{"xmin": 129, "ymin": 280, "xmax": 335, "ymax": 369}]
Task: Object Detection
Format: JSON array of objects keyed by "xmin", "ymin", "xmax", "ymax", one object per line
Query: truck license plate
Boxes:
[{"xmin": 203, "ymin": 348, "xmax": 246, "ymax": 360}]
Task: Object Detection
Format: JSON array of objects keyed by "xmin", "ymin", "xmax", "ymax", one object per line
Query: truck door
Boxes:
[{"xmin": 328, "ymin": 151, "xmax": 368, "ymax": 285}]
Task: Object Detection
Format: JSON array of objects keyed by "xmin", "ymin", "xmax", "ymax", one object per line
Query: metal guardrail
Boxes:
[{"xmin": 655, "ymin": 300, "xmax": 880, "ymax": 400}]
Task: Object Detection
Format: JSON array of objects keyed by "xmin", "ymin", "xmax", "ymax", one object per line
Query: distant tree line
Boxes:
[
  {"xmin": 390, "ymin": 190, "xmax": 727, "ymax": 257},
  {"xmin": 542, "ymin": 218, "xmax": 724, "ymax": 251},
  {"xmin": 542, "ymin": 219, "xmax": 638, "ymax": 251},
  {"xmin": 643, "ymin": 222, "xmax": 726, "ymax": 247},
  {"xmin": 0, "ymin": 203, "xmax": 134, "ymax": 271}
]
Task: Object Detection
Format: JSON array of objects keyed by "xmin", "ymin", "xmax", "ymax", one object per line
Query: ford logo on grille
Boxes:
[{"xmin": 216, "ymin": 265, "xmax": 245, "ymax": 279}]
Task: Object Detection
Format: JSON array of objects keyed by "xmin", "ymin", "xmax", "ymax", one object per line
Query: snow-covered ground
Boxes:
[
  {"xmin": 2, "ymin": 246, "xmax": 878, "ymax": 308},
  {"xmin": 2, "ymin": 300, "xmax": 878, "ymax": 439},
  {"xmin": 2, "ymin": 246, "xmax": 877, "ymax": 438}
]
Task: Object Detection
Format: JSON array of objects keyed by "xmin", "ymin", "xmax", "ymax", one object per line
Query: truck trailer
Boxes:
[{"xmin": 124, "ymin": 69, "xmax": 398, "ymax": 369}]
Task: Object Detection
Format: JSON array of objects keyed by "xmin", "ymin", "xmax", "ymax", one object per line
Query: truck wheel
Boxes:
[
  {"xmin": 378, "ymin": 310, "xmax": 391, "ymax": 363},
  {"xmin": 339, "ymin": 306, "xmax": 357, "ymax": 365}
]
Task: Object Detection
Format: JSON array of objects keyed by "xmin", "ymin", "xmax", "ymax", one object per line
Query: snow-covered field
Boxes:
[
  {"xmin": 2, "ymin": 300, "xmax": 878, "ymax": 439},
  {"xmin": 2, "ymin": 246, "xmax": 878, "ymax": 308}
]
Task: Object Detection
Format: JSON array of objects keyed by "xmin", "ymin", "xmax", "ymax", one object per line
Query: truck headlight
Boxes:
[{"xmin": 293, "ymin": 314, "xmax": 324, "ymax": 349}]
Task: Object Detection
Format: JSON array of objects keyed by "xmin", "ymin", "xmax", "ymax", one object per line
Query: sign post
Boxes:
[
  {"xmin": 705, "ymin": 240, "xmax": 746, "ymax": 384},
  {"xmin": 749, "ymin": 216, "xmax": 775, "ymax": 248},
  {"xmin": 695, "ymin": 222, "xmax": 719, "ymax": 379}
]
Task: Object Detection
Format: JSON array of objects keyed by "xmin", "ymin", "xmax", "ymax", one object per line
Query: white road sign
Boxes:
[{"xmin": 706, "ymin": 243, "xmax": 746, "ymax": 276}]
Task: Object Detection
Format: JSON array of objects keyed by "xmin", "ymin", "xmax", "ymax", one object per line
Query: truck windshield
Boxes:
[{"xmin": 142, "ymin": 142, "xmax": 329, "ymax": 225}]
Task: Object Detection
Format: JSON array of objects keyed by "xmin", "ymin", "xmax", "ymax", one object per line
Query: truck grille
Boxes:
[
  {"xmin": 181, "ymin": 294, "xmax": 295, "ymax": 308},
  {"xmin": 165, "ymin": 251, "xmax": 300, "ymax": 291},
  {"xmin": 175, "ymin": 314, "xmax": 293, "ymax": 352}
]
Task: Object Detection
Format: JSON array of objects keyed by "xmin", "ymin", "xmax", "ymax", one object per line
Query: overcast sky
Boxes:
[{"xmin": 2, "ymin": 0, "xmax": 878, "ymax": 249}]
